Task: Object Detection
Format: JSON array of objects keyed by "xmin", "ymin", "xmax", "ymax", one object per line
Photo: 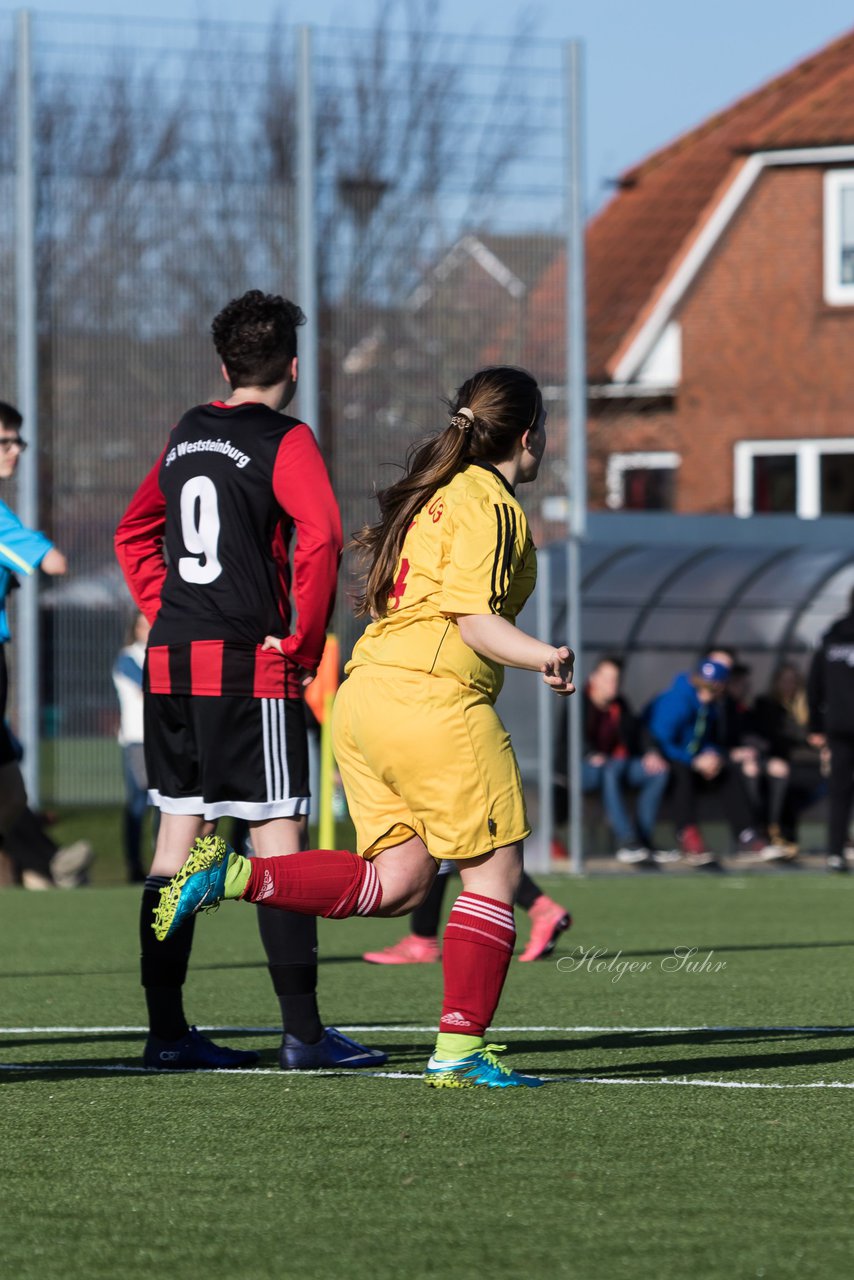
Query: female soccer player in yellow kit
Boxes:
[{"xmin": 154, "ymin": 365, "xmax": 575, "ymax": 1088}]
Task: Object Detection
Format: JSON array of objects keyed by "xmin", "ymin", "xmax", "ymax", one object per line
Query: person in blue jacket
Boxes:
[
  {"xmin": 0, "ymin": 401, "xmax": 92, "ymax": 888},
  {"xmin": 645, "ymin": 657, "xmax": 778, "ymax": 865}
]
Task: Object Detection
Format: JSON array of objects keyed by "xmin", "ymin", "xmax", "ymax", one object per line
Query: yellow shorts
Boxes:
[{"xmin": 331, "ymin": 665, "xmax": 530, "ymax": 861}]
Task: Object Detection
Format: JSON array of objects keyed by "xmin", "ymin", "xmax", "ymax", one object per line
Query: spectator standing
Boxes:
[
  {"xmin": 0, "ymin": 400, "xmax": 93, "ymax": 890},
  {"xmin": 807, "ymin": 591, "xmax": 854, "ymax": 872}
]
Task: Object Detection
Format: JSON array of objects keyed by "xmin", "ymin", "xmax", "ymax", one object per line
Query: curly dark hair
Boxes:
[{"xmin": 211, "ymin": 290, "xmax": 306, "ymax": 389}]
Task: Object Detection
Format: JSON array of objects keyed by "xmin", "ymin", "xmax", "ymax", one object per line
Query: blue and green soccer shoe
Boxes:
[
  {"xmin": 152, "ymin": 835, "xmax": 235, "ymax": 941},
  {"xmin": 424, "ymin": 1043, "xmax": 545, "ymax": 1089}
]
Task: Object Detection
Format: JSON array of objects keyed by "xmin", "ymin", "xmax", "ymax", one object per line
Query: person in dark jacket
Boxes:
[
  {"xmin": 569, "ymin": 655, "xmax": 671, "ymax": 867},
  {"xmin": 807, "ymin": 590, "xmax": 854, "ymax": 872},
  {"xmin": 752, "ymin": 662, "xmax": 824, "ymax": 856},
  {"xmin": 645, "ymin": 658, "xmax": 780, "ymax": 867}
]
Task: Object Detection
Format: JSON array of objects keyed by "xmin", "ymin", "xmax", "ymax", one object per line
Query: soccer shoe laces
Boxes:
[
  {"xmin": 478, "ymin": 1044, "xmax": 510, "ymax": 1070},
  {"xmin": 151, "ymin": 835, "xmax": 228, "ymax": 939}
]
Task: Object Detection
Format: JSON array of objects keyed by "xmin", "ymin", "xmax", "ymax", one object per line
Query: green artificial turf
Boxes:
[{"xmin": 1, "ymin": 872, "xmax": 853, "ymax": 1279}]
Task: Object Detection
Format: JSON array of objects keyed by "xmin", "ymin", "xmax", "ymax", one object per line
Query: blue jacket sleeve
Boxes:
[
  {"xmin": 647, "ymin": 692, "xmax": 695, "ymax": 765},
  {"xmin": 0, "ymin": 500, "xmax": 53, "ymax": 576}
]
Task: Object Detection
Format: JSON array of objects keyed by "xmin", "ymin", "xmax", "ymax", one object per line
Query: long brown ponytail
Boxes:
[{"xmin": 354, "ymin": 366, "xmax": 541, "ymax": 618}]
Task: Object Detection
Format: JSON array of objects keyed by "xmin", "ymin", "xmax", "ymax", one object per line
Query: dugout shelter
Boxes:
[{"xmin": 503, "ymin": 512, "xmax": 854, "ymax": 865}]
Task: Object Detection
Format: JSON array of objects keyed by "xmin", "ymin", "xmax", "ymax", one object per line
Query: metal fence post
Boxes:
[
  {"xmin": 533, "ymin": 548, "xmax": 554, "ymax": 871},
  {"xmin": 15, "ymin": 7, "xmax": 40, "ymax": 805},
  {"xmin": 565, "ymin": 40, "xmax": 587, "ymax": 875},
  {"xmin": 297, "ymin": 25, "xmax": 320, "ymax": 443}
]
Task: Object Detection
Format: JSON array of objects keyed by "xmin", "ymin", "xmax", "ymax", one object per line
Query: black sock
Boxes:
[
  {"xmin": 514, "ymin": 871, "xmax": 542, "ymax": 912},
  {"xmin": 257, "ymin": 905, "xmax": 323, "ymax": 1044},
  {"xmin": 767, "ymin": 776, "xmax": 788, "ymax": 829},
  {"xmin": 411, "ymin": 871, "xmax": 449, "ymax": 937},
  {"xmin": 140, "ymin": 876, "xmax": 195, "ymax": 1042},
  {"xmin": 742, "ymin": 771, "xmax": 762, "ymax": 815}
]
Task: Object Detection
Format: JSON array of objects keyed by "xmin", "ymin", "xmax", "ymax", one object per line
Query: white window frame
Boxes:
[
  {"xmin": 823, "ymin": 170, "xmax": 854, "ymax": 305},
  {"xmin": 606, "ymin": 451, "xmax": 680, "ymax": 510},
  {"xmin": 734, "ymin": 438, "xmax": 854, "ymax": 518}
]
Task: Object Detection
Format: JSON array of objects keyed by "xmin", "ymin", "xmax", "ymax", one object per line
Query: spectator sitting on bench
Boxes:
[
  {"xmin": 556, "ymin": 655, "xmax": 671, "ymax": 869},
  {"xmin": 644, "ymin": 657, "xmax": 784, "ymax": 868},
  {"xmin": 751, "ymin": 661, "xmax": 826, "ymax": 858}
]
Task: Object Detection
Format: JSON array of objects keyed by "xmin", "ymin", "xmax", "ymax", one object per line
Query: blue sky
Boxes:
[{"xmin": 4, "ymin": 1, "xmax": 854, "ymax": 208}]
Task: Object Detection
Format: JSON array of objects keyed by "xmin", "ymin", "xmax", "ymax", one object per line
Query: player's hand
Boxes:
[
  {"xmin": 41, "ymin": 548, "xmax": 67, "ymax": 576},
  {"xmin": 541, "ymin": 645, "xmax": 575, "ymax": 696},
  {"xmin": 262, "ymin": 635, "xmax": 284, "ymax": 653},
  {"xmin": 693, "ymin": 751, "xmax": 722, "ymax": 779}
]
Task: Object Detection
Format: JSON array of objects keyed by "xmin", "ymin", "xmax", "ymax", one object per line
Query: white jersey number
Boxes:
[{"xmin": 178, "ymin": 475, "xmax": 222, "ymax": 584}]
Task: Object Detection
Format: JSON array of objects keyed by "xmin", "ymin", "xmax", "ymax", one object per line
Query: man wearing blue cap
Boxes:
[{"xmin": 645, "ymin": 658, "xmax": 778, "ymax": 866}]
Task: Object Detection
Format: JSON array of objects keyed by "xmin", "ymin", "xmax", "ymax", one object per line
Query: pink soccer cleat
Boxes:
[
  {"xmin": 362, "ymin": 933, "xmax": 441, "ymax": 964},
  {"xmin": 518, "ymin": 896, "xmax": 572, "ymax": 962}
]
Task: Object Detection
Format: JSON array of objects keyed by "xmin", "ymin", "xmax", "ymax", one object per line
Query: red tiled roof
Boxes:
[
  {"xmin": 744, "ymin": 59, "xmax": 854, "ymax": 150},
  {"xmin": 534, "ymin": 25, "xmax": 854, "ymax": 382}
]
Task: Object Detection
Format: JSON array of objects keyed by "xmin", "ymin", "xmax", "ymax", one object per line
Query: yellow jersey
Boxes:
[{"xmin": 347, "ymin": 462, "xmax": 537, "ymax": 702}]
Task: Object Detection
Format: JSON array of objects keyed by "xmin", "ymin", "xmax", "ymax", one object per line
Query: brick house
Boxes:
[{"xmin": 532, "ymin": 27, "xmax": 854, "ymax": 517}]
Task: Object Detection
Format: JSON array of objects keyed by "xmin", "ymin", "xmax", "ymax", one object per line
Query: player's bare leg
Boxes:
[{"xmin": 150, "ymin": 812, "xmax": 214, "ymax": 876}]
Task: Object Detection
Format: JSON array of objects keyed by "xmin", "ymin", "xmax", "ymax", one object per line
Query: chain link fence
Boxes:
[{"xmin": 1, "ymin": 9, "xmax": 567, "ymax": 804}]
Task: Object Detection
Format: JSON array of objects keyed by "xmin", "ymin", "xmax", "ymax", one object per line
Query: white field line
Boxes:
[
  {"xmin": 1, "ymin": 1062, "xmax": 854, "ymax": 1089},
  {"xmin": 4, "ymin": 1026, "xmax": 854, "ymax": 1087},
  {"xmin": 2, "ymin": 1024, "xmax": 854, "ymax": 1035}
]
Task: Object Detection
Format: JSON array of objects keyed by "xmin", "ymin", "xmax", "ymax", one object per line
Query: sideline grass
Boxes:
[{"xmin": 1, "ymin": 873, "xmax": 853, "ymax": 1279}]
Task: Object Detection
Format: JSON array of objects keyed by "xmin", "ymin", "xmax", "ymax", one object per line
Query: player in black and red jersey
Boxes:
[{"xmin": 115, "ymin": 290, "xmax": 384, "ymax": 1071}]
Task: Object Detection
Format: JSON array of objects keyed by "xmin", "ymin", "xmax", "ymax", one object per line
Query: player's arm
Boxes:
[
  {"xmin": 271, "ymin": 424, "xmax": 343, "ymax": 672},
  {"xmin": 114, "ymin": 449, "xmax": 168, "ymax": 624},
  {"xmin": 455, "ymin": 614, "xmax": 574, "ymax": 693},
  {"xmin": 0, "ymin": 501, "xmax": 62, "ymax": 576}
]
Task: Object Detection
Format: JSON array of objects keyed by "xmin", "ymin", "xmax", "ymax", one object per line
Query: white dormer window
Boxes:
[{"xmin": 823, "ymin": 170, "xmax": 854, "ymax": 305}]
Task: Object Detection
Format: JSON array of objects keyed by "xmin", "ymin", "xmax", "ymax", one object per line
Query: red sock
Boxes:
[
  {"xmin": 242, "ymin": 850, "xmax": 382, "ymax": 919},
  {"xmin": 439, "ymin": 892, "xmax": 515, "ymax": 1037}
]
